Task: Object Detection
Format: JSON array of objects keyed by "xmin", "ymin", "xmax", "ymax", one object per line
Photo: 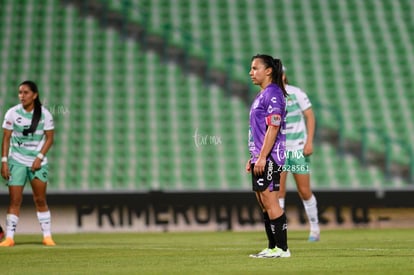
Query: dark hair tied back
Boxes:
[
  {"xmin": 20, "ymin": 80, "xmax": 42, "ymax": 136},
  {"xmin": 251, "ymin": 54, "xmax": 288, "ymax": 97},
  {"xmin": 271, "ymin": 58, "xmax": 287, "ymax": 97}
]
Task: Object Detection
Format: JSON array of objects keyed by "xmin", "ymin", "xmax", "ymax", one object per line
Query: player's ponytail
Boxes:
[
  {"xmin": 272, "ymin": 58, "xmax": 288, "ymax": 97},
  {"xmin": 20, "ymin": 80, "xmax": 42, "ymax": 136}
]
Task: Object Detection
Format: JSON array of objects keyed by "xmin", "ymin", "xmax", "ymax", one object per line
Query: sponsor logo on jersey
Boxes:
[{"xmin": 267, "ymin": 105, "xmax": 274, "ymax": 113}]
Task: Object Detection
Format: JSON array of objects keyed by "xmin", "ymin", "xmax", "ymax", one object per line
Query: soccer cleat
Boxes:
[
  {"xmin": 0, "ymin": 237, "xmax": 15, "ymax": 247},
  {"xmin": 42, "ymin": 237, "xmax": 56, "ymax": 246},
  {"xmin": 308, "ymin": 231, "xmax": 320, "ymax": 242},
  {"xmin": 261, "ymin": 247, "xmax": 291, "ymax": 258},
  {"xmin": 249, "ymin": 248, "xmax": 273, "ymax": 258},
  {"xmin": 250, "ymin": 247, "xmax": 291, "ymax": 258}
]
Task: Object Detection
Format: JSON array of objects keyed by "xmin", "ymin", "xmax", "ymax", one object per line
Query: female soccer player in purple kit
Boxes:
[{"xmin": 247, "ymin": 54, "xmax": 290, "ymax": 258}]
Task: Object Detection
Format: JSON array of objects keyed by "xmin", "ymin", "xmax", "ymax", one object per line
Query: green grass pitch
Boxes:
[{"xmin": 0, "ymin": 228, "xmax": 413, "ymax": 274}]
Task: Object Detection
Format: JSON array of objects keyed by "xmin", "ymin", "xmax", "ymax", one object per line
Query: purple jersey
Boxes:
[{"xmin": 249, "ymin": 83, "xmax": 286, "ymax": 165}]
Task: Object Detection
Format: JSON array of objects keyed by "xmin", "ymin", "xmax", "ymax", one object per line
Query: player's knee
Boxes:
[{"xmin": 33, "ymin": 196, "xmax": 47, "ymax": 208}]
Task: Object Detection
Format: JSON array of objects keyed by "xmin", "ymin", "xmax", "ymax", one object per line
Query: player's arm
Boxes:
[
  {"xmin": 254, "ymin": 114, "xmax": 281, "ymax": 176},
  {"xmin": 245, "ymin": 159, "xmax": 251, "ymax": 173},
  {"xmin": 39, "ymin": 130, "xmax": 54, "ymax": 157},
  {"xmin": 34, "ymin": 109, "xmax": 55, "ymax": 165},
  {"xmin": 31, "ymin": 129, "xmax": 54, "ymax": 171},
  {"xmin": 297, "ymin": 89, "xmax": 315, "ymax": 156},
  {"xmin": 258, "ymin": 125, "xmax": 279, "ymax": 159},
  {"xmin": 303, "ymin": 107, "xmax": 315, "ymax": 156},
  {"xmin": 1, "ymin": 129, "xmax": 12, "ymax": 180}
]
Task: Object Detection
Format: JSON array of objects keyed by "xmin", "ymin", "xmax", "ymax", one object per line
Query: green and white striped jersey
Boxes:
[
  {"xmin": 285, "ymin": 84, "xmax": 312, "ymax": 150},
  {"xmin": 2, "ymin": 104, "xmax": 54, "ymax": 166}
]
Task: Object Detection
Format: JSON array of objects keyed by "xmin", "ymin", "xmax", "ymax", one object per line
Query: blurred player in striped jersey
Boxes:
[{"xmin": 279, "ymin": 67, "xmax": 320, "ymax": 242}]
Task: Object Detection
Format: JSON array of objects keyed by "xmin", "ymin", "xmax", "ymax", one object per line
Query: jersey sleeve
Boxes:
[
  {"xmin": 43, "ymin": 108, "xmax": 54, "ymax": 130},
  {"xmin": 2, "ymin": 109, "xmax": 14, "ymax": 130},
  {"xmin": 264, "ymin": 88, "xmax": 285, "ymax": 127},
  {"xmin": 296, "ymin": 89, "xmax": 312, "ymax": 111}
]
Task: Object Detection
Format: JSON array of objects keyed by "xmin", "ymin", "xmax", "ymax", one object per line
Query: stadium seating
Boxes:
[
  {"xmin": 0, "ymin": 0, "xmax": 252, "ymax": 191},
  {"xmin": 135, "ymin": 0, "xmax": 414, "ymax": 173},
  {"xmin": 119, "ymin": 0, "xmax": 413, "ymax": 162},
  {"xmin": 0, "ymin": 0, "xmax": 412, "ymax": 192}
]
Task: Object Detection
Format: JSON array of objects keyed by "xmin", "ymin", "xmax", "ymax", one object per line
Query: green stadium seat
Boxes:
[{"xmin": 0, "ymin": 0, "xmax": 412, "ymax": 191}]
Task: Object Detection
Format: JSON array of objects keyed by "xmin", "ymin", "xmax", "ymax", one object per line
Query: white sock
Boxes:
[
  {"xmin": 302, "ymin": 194, "xmax": 320, "ymax": 232},
  {"xmin": 37, "ymin": 211, "xmax": 52, "ymax": 238},
  {"xmin": 6, "ymin": 214, "xmax": 19, "ymax": 239},
  {"xmin": 278, "ymin": 198, "xmax": 285, "ymax": 210}
]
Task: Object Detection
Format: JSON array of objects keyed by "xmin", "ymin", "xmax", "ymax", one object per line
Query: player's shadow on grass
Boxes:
[{"xmin": 10, "ymin": 241, "xmax": 56, "ymax": 246}]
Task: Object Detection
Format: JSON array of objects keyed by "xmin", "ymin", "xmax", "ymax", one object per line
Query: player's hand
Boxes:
[
  {"xmin": 253, "ymin": 156, "xmax": 266, "ymax": 176},
  {"xmin": 1, "ymin": 163, "xmax": 10, "ymax": 180},
  {"xmin": 245, "ymin": 159, "xmax": 251, "ymax": 173},
  {"xmin": 303, "ymin": 142, "xmax": 313, "ymax": 156},
  {"xmin": 31, "ymin": 158, "xmax": 42, "ymax": 172}
]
